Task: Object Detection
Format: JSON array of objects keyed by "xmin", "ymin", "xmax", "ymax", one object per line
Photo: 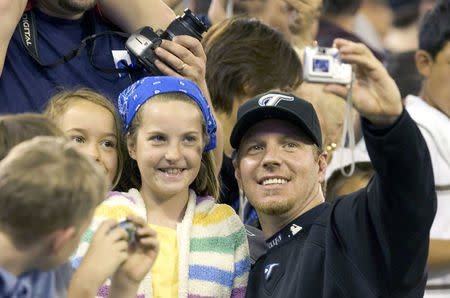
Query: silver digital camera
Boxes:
[{"xmin": 303, "ymin": 46, "xmax": 352, "ymax": 84}]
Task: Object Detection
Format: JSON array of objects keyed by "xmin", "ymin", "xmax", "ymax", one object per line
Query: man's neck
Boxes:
[
  {"xmin": 419, "ymin": 88, "xmax": 450, "ymax": 118},
  {"xmin": 258, "ymin": 187, "xmax": 324, "ymax": 239},
  {"xmin": 0, "ymin": 233, "xmax": 44, "ymax": 276},
  {"xmin": 35, "ymin": 1, "xmax": 86, "ymax": 20}
]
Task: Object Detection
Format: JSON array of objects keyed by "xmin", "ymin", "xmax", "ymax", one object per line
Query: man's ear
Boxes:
[
  {"xmin": 127, "ymin": 133, "xmax": 137, "ymax": 160},
  {"xmin": 50, "ymin": 227, "xmax": 76, "ymax": 255},
  {"xmin": 317, "ymin": 151, "xmax": 328, "ymax": 184},
  {"xmin": 232, "ymin": 158, "xmax": 244, "ymax": 190},
  {"xmin": 415, "ymin": 50, "xmax": 433, "ymax": 78}
]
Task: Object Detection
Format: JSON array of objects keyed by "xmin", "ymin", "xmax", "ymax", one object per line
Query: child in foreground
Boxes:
[{"xmin": 0, "ymin": 136, "xmax": 158, "ymax": 297}]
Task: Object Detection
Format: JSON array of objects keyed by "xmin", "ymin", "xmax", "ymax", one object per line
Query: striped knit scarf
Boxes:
[{"xmin": 72, "ymin": 189, "xmax": 250, "ymax": 298}]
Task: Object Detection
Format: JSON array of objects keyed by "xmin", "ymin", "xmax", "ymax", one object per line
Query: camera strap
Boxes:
[
  {"xmin": 338, "ymin": 73, "xmax": 356, "ymax": 177},
  {"xmin": 18, "ymin": 9, "xmax": 137, "ymax": 73}
]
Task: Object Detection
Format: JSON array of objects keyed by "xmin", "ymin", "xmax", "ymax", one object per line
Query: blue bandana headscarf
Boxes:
[{"xmin": 118, "ymin": 76, "xmax": 217, "ymax": 151}]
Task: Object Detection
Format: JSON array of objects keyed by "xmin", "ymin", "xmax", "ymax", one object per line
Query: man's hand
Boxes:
[
  {"xmin": 154, "ymin": 36, "xmax": 207, "ymax": 91},
  {"xmin": 109, "ymin": 214, "xmax": 159, "ymax": 297},
  {"xmin": 324, "ymin": 38, "xmax": 403, "ymax": 125}
]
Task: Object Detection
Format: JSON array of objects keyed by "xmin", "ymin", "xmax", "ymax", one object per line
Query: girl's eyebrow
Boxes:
[{"xmin": 66, "ymin": 128, "xmax": 117, "ymax": 139}]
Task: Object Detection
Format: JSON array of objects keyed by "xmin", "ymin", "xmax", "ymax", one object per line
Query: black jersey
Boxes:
[{"xmin": 246, "ymin": 111, "xmax": 436, "ymax": 298}]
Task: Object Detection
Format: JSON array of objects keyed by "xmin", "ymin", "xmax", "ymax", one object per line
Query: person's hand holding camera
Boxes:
[
  {"xmin": 109, "ymin": 214, "xmax": 159, "ymax": 298},
  {"xmin": 68, "ymin": 219, "xmax": 129, "ymax": 297},
  {"xmin": 324, "ymin": 38, "xmax": 403, "ymax": 126},
  {"xmin": 154, "ymin": 36, "xmax": 208, "ymax": 93}
]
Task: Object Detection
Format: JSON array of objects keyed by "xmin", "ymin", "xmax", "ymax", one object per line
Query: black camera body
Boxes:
[
  {"xmin": 113, "ymin": 220, "xmax": 137, "ymax": 244},
  {"xmin": 125, "ymin": 9, "xmax": 209, "ymax": 75}
]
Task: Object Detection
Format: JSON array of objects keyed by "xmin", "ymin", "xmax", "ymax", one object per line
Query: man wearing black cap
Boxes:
[{"xmin": 231, "ymin": 38, "xmax": 437, "ymax": 297}]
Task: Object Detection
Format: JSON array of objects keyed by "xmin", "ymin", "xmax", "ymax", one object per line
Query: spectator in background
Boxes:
[
  {"xmin": 317, "ymin": 0, "xmax": 385, "ymax": 61},
  {"xmin": 404, "ymin": 1, "xmax": 450, "ymax": 296},
  {"xmin": 0, "ymin": 113, "xmax": 64, "ymax": 160},
  {"xmin": 202, "ymin": 17, "xmax": 302, "ymax": 226},
  {"xmin": 206, "ymin": 0, "xmax": 293, "ymax": 40},
  {"xmin": 325, "ymin": 161, "xmax": 374, "ymax": 203},
  {"xmin": 284, "ymin": 0, "xmax": 322, "ymax": 48},
  {"xmin": 384, "ymin": 0, "xmax": 435, "ymax": 99},
  {"xmin": 0, "ymin": 135, "xmax": 159, "ymax": 298},
  {"xmin": 44, "ymin": 89, "xmax": 125, "ymax": 190},
  {"xmin": 353, "ymin": 0, "xmax": 392, "ymax": 55},
  {"xmin": 0, "ymin": 0, "xmax": 209, "ymax": 114}
]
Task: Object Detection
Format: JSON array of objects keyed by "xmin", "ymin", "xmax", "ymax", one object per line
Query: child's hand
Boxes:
[
  {"xmin": 68, "ymin": 219, "xmax": 129, "ymax": 297},
  {"xmin": 78, "ymin": 219, "xmax": 129, "ymax": 285},
  {"xmin": 109, "ymin": 215, "xmax": 159, "ymax": 295}
]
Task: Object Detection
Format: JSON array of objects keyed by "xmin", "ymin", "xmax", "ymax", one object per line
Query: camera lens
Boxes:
[{"xmin": 159, "ymin": 9, "xmax": 209, "ymax": 41}]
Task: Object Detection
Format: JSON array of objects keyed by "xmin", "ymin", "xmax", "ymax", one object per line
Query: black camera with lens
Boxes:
[
  {"xmin": 109, "ymin": 220, "xmax": 138, "ymax": 244},
  {"xmin": 125, "ymin": 9, "xmax": 209, "ymax": 75}
]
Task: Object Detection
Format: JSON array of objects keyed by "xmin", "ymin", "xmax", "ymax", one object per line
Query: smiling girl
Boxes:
[
  {"xmin": 44, "ymin": 89, "xmax": 125, "ymax": 188},
  {"xmin": 73, "ymin": 76, "xmax": 250, "ymax": 298}
]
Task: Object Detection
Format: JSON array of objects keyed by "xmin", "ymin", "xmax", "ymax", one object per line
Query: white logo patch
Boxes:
[
  {"xmin": 264, "ymin": 263, "xmax": 280, "ymax": 280},
  {"xmin": 290, "ymin": 224, "xmax": 302, "ymax": 236},
  {"xmin": 258, "ymin": 94, "xmax": 294, "ymax": 107},
  {"xmin": 112, "ymin": 50, "xmax": 132, "ymax": 78}
]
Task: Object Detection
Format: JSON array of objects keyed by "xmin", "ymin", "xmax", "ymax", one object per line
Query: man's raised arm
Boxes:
[
  {"xmin": 0, "ymin": 0, "xmax": 28, "ymax": 77},
  {"xmin": 98, "ymin": 0, "xmax": 176, "ymax": 33}
]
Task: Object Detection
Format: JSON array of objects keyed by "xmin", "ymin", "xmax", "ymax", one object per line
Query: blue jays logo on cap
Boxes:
[
  {"xmin": 118, "ymin": 76, "xmax": 217, "ymax": 151},
  {"xmin": 264, "ymin": 263, "xmax": 280, "ymax": 280},
  {"xmin": 257, "ymin": 93, "xmax": 294, "ymax": 107}
]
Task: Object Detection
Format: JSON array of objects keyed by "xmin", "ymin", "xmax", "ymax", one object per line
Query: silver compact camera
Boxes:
[{"xmin": 303, "ymin": 46, "xmax": 352, "ymax": 84}]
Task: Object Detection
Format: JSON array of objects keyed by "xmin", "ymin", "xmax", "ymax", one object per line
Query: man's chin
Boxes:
[
  {"xmin": 254, "ymin": 202, "xmax": 292, "ymax": 216},
  {"xmin": 59, "ymin": 0, "xmax": 97, "ymax": 13}
]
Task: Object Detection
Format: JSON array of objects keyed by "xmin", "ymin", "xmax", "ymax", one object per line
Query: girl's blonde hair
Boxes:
[
  {"xmin": 127, "ymin": 92, "xmax": 219, "ymax": 199},
  {"xmin": 44, "ymin": 89, "xmax": 125, "ymax": 188}
]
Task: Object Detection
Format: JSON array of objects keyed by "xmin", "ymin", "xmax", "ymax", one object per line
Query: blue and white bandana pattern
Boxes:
[{"xmin": 118, "ymin": 76, "xmax": 217, "ymax": 150}]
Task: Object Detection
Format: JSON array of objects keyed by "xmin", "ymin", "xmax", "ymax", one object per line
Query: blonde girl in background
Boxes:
[{"xmin": 44, "ymin": 89, "xmax": 125, "ymax": 189}]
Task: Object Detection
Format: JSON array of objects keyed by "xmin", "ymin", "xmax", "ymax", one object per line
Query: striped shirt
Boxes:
[{"xmin": 72, "ymin": 188, "xmax": 250, "ymax": 298}]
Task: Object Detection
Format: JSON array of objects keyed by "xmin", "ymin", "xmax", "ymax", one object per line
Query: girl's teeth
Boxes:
[{"xmin": 166, "ymin": 169, "xmax": 182, "ymax": 174}]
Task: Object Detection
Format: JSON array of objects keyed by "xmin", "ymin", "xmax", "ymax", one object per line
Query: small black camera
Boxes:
[
  {"xmin": 125, "ymin": 9, "xmax": 209, "ymax": 75},
  {"xmin": 110, "ymin": 220, "xmax": 137, "ymax": 244}
]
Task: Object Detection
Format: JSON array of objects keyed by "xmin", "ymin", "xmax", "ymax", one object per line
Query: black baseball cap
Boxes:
[{"xmin": 230, "ymin": 91, "xmax": 322, "ymax": 149}]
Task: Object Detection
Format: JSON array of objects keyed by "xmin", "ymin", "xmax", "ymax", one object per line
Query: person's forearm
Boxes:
[
  {"xmin": 98, "ymin": 0, "xmax": 176, "ymax": 33},
  {"xmin": 162, "ymin": 0, "xmax": 184, "ymax": 10},
  {"xmin": 0, "ymin": 0, "xmax": 28, "ymax": 77},
  {"xmin": 66, "ymin": 268, "xmax": 103, "ymax": 298},
  {"xmin": 428, "ymin": 239, "xmax": 450, "ymax": 276},
  {"xmin": 108, "ymin": 275, "xmax": 140, "ymax": 298}
]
